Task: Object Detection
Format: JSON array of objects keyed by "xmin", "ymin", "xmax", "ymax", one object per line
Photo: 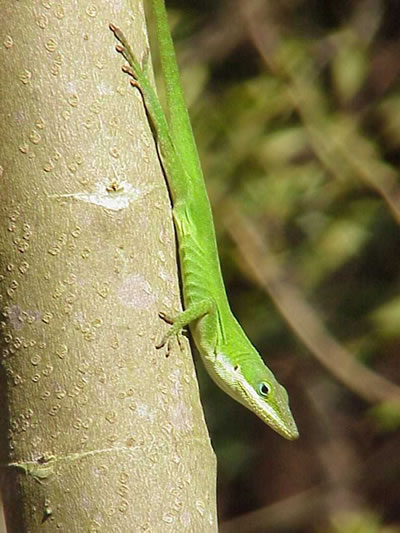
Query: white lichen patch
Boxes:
[
  {"xmin": 50, "ymin": 181, "xmax": 155, "ymax": 211},
  {"xmin": 118, "ymin": 273, "xmax": 156, "ymax": 309}
]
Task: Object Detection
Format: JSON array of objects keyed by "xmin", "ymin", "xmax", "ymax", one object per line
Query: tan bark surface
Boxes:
[{"xmin": 0, "ymin": 1, "xmax": 217, "ymax": 531}]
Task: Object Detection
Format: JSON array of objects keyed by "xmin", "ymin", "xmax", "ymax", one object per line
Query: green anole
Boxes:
[{"xmin": 110, "ymin": 0, "xmax": 299, "ymax": 440}]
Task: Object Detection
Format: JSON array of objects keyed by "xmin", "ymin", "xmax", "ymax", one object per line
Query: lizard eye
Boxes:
[{"xmin": 259, "ymin": 382, "xmax": 270, "ymax": 397}]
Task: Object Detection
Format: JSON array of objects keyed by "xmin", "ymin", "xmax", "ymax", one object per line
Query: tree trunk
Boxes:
[{"xmin": 0, "ymin": 1, "xmax": 217, "ymax": 531}]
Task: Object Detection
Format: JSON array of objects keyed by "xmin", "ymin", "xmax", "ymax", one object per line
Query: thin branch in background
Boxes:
[
  {"xmin": 220, "ymin": 432, "xmax": 400, "ymax": 532},
  {"xmin": 239, "ymin": 0, "xmax": 400, "ymax": 225},
  {"xmin": 305, "ymin": 382, "xmax": 366, "ymax": 518},
  {"xmin": 220, "ymin": 486, "xmax": 326, "ymax": 533},
  {"xmin": 181, "ymin": 0, "xmax": 245, "ymax": 66},
  {"xmin": 0, "ymin": 490, "xmax": 5, "ymax": 533},
  {"xmin": 220, "ymin": 384, "xmax": 363, "ymax": 533},
  {"xmin": 223, "ymin": 202, "xmax": 400, "ymax": 405}
]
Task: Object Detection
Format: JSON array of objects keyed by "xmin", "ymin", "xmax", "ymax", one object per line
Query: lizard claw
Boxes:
[
  {"xmin": 156, "ymin": 312, "xmax": 187, "ymax": 356},
  {"xmin": 156, "ymin": 311, "xmax": 173, "ymax": 354},
  {"xmin": 155, "ymin": 336, "xmax": 167, "ymax": 350},
  {"xmin": 156, "ymin": 336, "xmax": 174, "ymax": 358},
  {"xmin": 158, "ymin": 311, "xmax": 174, "ymax": 325}
]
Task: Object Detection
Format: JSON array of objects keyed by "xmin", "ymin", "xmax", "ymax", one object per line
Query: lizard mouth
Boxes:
[{"xmin": 237, "ymin": 379, "xmax": 299, "ymax": 440}]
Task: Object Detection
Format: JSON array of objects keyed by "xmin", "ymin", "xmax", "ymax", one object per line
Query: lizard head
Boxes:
[{"xmin": 220, "ymin": 355, "xmax": 299, "ymax": 440}]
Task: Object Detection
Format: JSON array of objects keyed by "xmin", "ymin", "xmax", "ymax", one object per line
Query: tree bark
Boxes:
[{"xmin": 0, "ymin": 1, "xmax": 217, "ymax": 531}]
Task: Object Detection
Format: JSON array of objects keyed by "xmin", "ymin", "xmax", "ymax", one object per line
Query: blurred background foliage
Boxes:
[{"xmin": 152, "ymin": 0, "xmax": 400, "ymax": 531}]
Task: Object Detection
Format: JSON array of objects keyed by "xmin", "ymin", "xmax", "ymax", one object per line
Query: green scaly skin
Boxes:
[{"xmin": 110, "ymin": 0, "xmax": 299, "ymax": 440}]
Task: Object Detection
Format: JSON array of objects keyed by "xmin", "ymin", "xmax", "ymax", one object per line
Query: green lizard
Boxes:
[{"xmin": 110, "ymin": 0, "xmax": 299, "ymax": 440}]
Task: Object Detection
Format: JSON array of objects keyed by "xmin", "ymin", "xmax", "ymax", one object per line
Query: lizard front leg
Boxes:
[{"xmin": 156, "ymin": 298, "xmax": 216, "ymax": 350}]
